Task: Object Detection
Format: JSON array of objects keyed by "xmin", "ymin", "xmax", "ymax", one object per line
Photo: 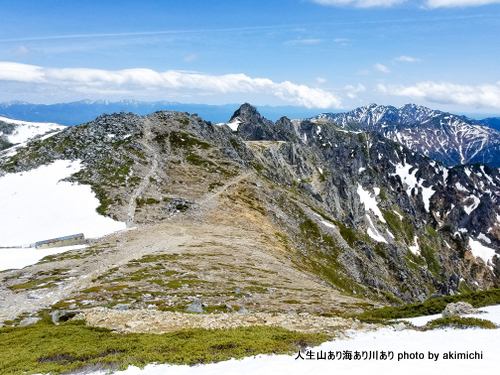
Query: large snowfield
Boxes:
[
  {"xmin": 0, "ymin": 160, "xmax": 126, "ymax": 249},
  {"xmin": 86, "ymin": 305, "xmax": 500, "ymax": 375}
]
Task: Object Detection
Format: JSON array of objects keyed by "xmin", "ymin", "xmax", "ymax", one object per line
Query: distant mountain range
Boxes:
[
  {"xmin": 0, "ymin": 100, "xmax": 329, "ymax": 126},
  {"xmin": 311, "ymin": 103, "xmax": 500, "ymax": 168}
]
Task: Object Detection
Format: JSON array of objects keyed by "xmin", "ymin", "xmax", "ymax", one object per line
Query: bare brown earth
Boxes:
[{"xmin": 0, "ymin": 160, "xmax": 380, "ymax": 329}]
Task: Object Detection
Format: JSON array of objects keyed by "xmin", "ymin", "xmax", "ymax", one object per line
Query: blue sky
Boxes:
[{"xmin": 0, "ymin": 0, "xmax": 499, "ymax": 115}]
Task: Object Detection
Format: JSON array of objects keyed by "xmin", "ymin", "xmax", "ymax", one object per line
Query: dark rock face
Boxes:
[
  {"xmin": 312, "ymin": 104, "xmax": 500, "ymax": 168},
  {"xmin": 1, "ymin": 103, "xmax": 499, "ymax": 304},
  {"xmin": 231, "ymin": 103, "xmax": 279, "ymax": 141}
]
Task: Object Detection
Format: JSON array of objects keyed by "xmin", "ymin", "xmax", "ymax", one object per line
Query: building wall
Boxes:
[{"xmin": 36, "ymin": 236, "xmax": 85, "ymax": 249}]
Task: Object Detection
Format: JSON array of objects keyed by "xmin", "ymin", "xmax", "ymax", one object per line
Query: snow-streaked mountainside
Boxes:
[
  {"xmin": 0, "ymin": 104, "xmax": 499, "ymax": 302},
  {"xmin": 0, "ymin": 116, "xmax": 66, "ymax": 151},
  {"xmin": 311, "ymin": 103, "xmax": 500, "ymax": 168}
]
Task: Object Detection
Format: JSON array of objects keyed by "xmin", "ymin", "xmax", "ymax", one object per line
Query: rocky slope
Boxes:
[
  {"xmin": 311, "ymin": 103, "xmax": 500, "ymax": 167},
  {"xmin": 1, "ymin": 104, "xmax": 499, "ymax": 325}
]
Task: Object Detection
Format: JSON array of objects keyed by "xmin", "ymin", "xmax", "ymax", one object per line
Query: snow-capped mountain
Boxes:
[
  {"xmin": 311, "ymin": 104, "xmax": 500, "ymax": 167},
  {"xmin": 0, "ymin": 116, "xmax": 66, "ymax": 151}
]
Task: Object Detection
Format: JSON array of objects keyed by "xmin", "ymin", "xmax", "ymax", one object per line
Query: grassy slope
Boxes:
[{"xmin": 0, "ymin": 317, "xmax": 327, "ymax": 375}]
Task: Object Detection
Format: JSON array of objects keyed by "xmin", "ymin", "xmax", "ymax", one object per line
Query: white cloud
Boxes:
[
  {"xmin": 310, "ymin": 0, "xmax": 404, "ymax": 7},
  {"xmin": 316, "ymin": 77, "xmax": 327, "ymax": 84},
  {"xmin": 394, "ymin": 55, "xmax": 420, "ymax": 62},
  {"xmin": 311, "ymin": 0, "xmax": 499, "ymax": 6},
  {"xmin": 345, "ymin": 84, "xmax": 366, "ymax": 99},
  {"xmin": 0, "ymin": 62, "xmax": 342, "ymax": 109},
  {"xmin": 12, "ymin": 45, "xmax": 34, "ymax": 57},
  {"xmin": 426, "ymin": 0, "xmax": 500, "ymax": 8},
  {"xmin": 285, "ymin": 38, "xmax": 323, "ymax": 45},
  {"xmin": 374, "ymin": 63, "xmax": 391, "ymax": 73},
  {"xmin": 377, "ymin": 81, "xmax": 500, "ymax": 108},
  {"xmin": 183, "ymin": 54, "xmax": 198, "ymax": 62}
]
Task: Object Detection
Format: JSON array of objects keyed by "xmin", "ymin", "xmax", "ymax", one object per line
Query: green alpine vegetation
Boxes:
[{"xmin": 0, "ymin": 317, "xmax": 327, "ymax": 375}]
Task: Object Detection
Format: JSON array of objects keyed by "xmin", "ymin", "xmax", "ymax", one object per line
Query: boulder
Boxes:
[
  {"xmin": 51, "ymin": 310, "xmax": 82, "ymax": 324},
  {"xmin": 442, "ymin": 302, "xmax": 479, "ymax": 317},
  {"xmin": 19, "ymin": 317, "xmax": 41, "ymax": 327},
  {"xmin": 113, "ymin": 304, "xmax": 131, "ymax": 311},
  {"xmin": 186, "ymin": 298, "xmax": 204, "ymax": 313}
]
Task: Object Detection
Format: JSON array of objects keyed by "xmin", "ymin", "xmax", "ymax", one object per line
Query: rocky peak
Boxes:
[
  {"xmin": 230, "ymin": 103, "xmax": 278, "ymax": 141},
  {"xmin": 229, "ymin": 103, "xmax": 262, "ymax": 122}
]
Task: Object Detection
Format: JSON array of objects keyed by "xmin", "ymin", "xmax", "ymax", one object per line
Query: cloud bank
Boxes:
[
  {"xmin": 0, "ymin": 62, "xmax": 342, "ymax": 109},
  {"xmin": 394, "ymin": 56, "xmax": 420, "ymax": 62},
  {"xmin": 426, "ymin": 0, "xmax": 500, "ymax": 8},
  {"xmin": 377, "ymin": 81, "xmax": 500, "ymax": 108},
  {"xmin": 310, "ymin": 0, "xmax": 403, "ymax": 7},
  {"xmin": 310, "ymin": 0, "xmax": 500, "ymax": 6}
]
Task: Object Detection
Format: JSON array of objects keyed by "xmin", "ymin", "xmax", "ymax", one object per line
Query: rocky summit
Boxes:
[{"xmin": 0, "ymin": 104, "xmax": 499, "ymax": 326}]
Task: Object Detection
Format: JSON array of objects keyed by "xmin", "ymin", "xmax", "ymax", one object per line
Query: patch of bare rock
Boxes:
[
  {"xmin": 76, "ymin": 308, "xmax": 379, "ymax": 337},
  {"xmin": 442, "ymin": 301, "xmax": 483, "ymax": 317}
]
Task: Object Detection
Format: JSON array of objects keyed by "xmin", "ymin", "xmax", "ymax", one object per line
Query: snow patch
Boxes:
[
  {"xmin": 463, "ymin": 195, "xmax": 480, "ymax": 215},
  {"xmin": 321, "ymin": 220, "xmax": 336, "ymax": 229},
  {"xmin": 391, "ymin": 162, "xmax": 434, "ymax": 212},
  {"xmin": 409, "ymin": 236, "xmax": 420, "ymax": 255},
  {"xmin": 393, "ymin": 210, "xmax": 403, "ymax": 220},
  {"xmin": 215, "ymin": 118, "xmax": 241, "ymax": 131},
  {"xmin": 0, "ymin": 116, "xmax": 66, "ymax": 145},
  {"xmin": 469, "ymin": 238, "xmax": 497, "ymax": 269},
  {"xmin": 477, "ymin": 233, "xmax": 491, "ymax": 244},
  {"xmin": 0, "ymin": 160, "xmax": 127, "ymax": 247},
  {"xmin": 0, "ymin": 245, "xmax": 88, "ymax": 271},
  {"xmin": 366, "ymin": 215, "xmax": 387, "ymax": 243},
  {"xmin": 357, "ymin": 184, "xmax": 385, "ymax": 223}
]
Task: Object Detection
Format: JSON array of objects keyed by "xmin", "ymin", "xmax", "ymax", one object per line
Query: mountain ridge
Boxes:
[
  {"xmin": 311, "ymin": 103, "xmax": 500, "ymax": 167},
  {"xmin": 1, "ymin": 104, "xmax": 499, "ymax": 325}
]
